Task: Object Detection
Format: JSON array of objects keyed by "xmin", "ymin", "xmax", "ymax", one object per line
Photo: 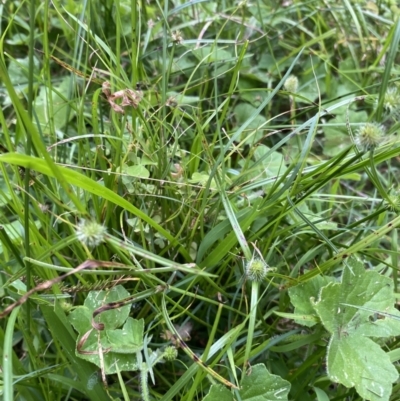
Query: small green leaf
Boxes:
[
  {"xmin": 106, "ymin": 318, "xmax": 144, "ymax": 353},
  {"xmin": 203, "ymin": 364, "xmax": 291, "ymax": 401},
  {"xmin": 190, "ymin": 172, "xmax": 217, "ymax": 188},
  {"xmin": 253, "ymin": 145, "xmax": 286, "ymax": 178},
  {"xmin": 203, "ymin": 384, "xmax": 233, "ymax": 401},
  {"xmin": 123, "ymin": 165, "xmax": 150, "ymax": 179},
  {"xmin": 289, "ymin": 275, "xmax": 334, "ymax": 327},
  {"xmin": 7, "ymin": 56, "xmax": 39, "ymax": 97},
  {"xmin": 116, "ymin": 163, "xmax": 151, "ymax": 194},
  {"xmin": 323, "ymin": 108, "xmax": 368, "ymax": 157},
  {"xmin": 192, "ymin": 46, "xmax": 232, "ymax": 62},
  {"xmin": 112, "ymin": 0, "xmax": 132, "ymax": 37},
  {"xmin": 166, "ymin": 91, "xmax": 200, "ymax": 105},
  {"xmin": 273, "ymin": 311, "xmax": 319, "ymax": 325},
  {"xmin": 312, "ymin": 387, "xmax": 330, "ymax": 401},
  {"xmin": 34, "ymin": 76, "xmax": 76, "ymax": 133},
  {"xmin": 239, "ymin": 364, "xmax": 291, "ymax": 400},
  {"xmin": 234, "ymin": 103, "xmax": 267, "ymax": 144}
]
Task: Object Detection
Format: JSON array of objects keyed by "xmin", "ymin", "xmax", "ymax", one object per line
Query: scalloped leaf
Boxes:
[
  {"xmin": 312, "ymin": 258, "xmax": 400, "ymax": 401},
  {"xmin": 69, "ymin": 285, "xmax": 144, "ymax": 374}
]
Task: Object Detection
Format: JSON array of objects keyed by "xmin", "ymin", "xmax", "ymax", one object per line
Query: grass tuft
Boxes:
[{"xmin": 2, "ymin": 1, "xmax": 400, "ymax": 400}]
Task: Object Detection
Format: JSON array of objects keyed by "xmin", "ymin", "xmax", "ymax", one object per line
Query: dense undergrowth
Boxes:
[{"xmin": 1, "ymin": 1, "xmax": 400, "ymax": 400}]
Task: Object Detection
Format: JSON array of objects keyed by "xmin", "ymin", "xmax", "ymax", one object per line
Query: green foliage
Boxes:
[
  {"xmin": 69, "ymin": 285, "xmax": 143, "ymax": 373},
  {"xmin": 203, "ymin": 364, "xmax": 291, "ymax": 401},
  {"xmin": 34, "ymin": 76, "xmax": 76, "ymax": 134},
  {"xmin": 315, "ymin": 260, "xmax": 400, "ymax": 401},
  {"xmin": 2, "ymin": 0, "xmax": 400, "ymax": 400},
  {"xmin": 291, "ymin": 258, "xmax": 400, "ymax": 401}
]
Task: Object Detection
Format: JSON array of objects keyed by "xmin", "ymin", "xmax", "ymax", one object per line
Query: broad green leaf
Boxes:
[
  {"xmin": 34, "ymin": 76, "xmax": 76, "ymax": 133},
  {"xmin": 203, "ymin": 384, "xmax": 233, "ymax": 401},
  {"xmin": 41, "ymin": 305, "xmax": 111, "ymax": 401},
  {"xmin": 171, "ymin": 53, "xmax": 197, "ymax": 75},
  {"xmin": 106, "ymin": 318, "xmax": 144, "ymax": 353},
  {"xmin": 287, "ymin": 201, "xmax": 338, "ymax": 231},
  {"xmin": 122, "ymin": 165, "xmax": 150, "ymax": 180},
  {"xmin": 295, "ymin": 56, "xmax": 328, "ymax": 102},
  {"xmin": 237, "ymin": 79, "xmax": 269, "ymax": 105},
  {"xmin": 336, "ymin": 58, "xmax": 362, "ymax": 95},
  {"xmin": 253, "ymin": 145, "xmax": 286, "ymax": 178},
  {"xmin": 112, "ymin": 0, "xmax": 132, "ymax": 37},
  {"xmin": 166, "ymin": 91, "xmax": 200, "ymax": 105},
  {"xmin": 289, "ymin": 275, "xmax": 334, "ymax": 327},
  {"xmin": 190, "ymin": 171, "xmax": 217, "ymax": 189},
  {"xmin": 71, "ymin": 285, "xmax": 131, "ymax": 331},
  {"xmin": 312, "ymin": 387, "xmax": 330, "ymax": 401},
  {"xmin": 0, "ymin": 220, "xmax": 41, "ymax": 254},
  {"xmin": 192, "ymin": 46, "xmax": 232, "ymax": 62},
  {"xmin": 203, "ymin": 364, "xmax": 291, "ymax": 401},
  {"xmin": 69, "ymin": 285, "xmax": 144, "ymax": 374},
  {"xmin": 5, "ymin": 33, "xmax": 29, "ymax": 45},
  {"xmin": 6, "ymin": 56, "xmax": 39, "ymax": 101},
  {"xmin": 238, "ymin": 144, "xmax": 287, "ymax": 191},
  {"xmin": 234, "ymin": 103, "xmax": 267, "ymax": 144},
  {"xmin": 239, "ymin": 364, "xmax": 291, "ymax": 400},
  {"xmin": 323, "ymin": 107, "xmax": 368, "ymax": 157},
  {"xmin": 326, "ymin": 334, "xmax": 397, "ymax": 401},
  {"xmin": 312, "ymin": 258, "xmax": 400, "ymax": 401}
]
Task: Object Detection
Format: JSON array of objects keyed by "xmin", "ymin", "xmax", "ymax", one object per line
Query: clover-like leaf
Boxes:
[
  {"xmin": 70, "ymin": 285, "xmax": 131, "ymax": 332},
  {"xmin": 312, "ymin": 258, "xmax": 400, "ymax": 401},
  {"xmin": 69, "ymin": 285, "xmax": 144, "ymax": 374},
  {"xmin": 106, "ymin": 317, "xmax": 144, "ymax": 353}
]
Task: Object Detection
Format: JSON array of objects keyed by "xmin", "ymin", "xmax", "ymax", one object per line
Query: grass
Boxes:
[{"xmin": 1, "ymin": 0, "xmax": 400, "ymax": 400}]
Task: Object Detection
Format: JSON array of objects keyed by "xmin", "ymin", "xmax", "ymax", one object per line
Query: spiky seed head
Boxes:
[
  {"xmin": 385, "ymin": 189, "xmax": 400, "ymax": 211},
  {"xmin": 383, "ymin": 86, "xmax": 400, "ymax": 115},
  {"xmin": 163, "ymin": 346, "xmax": 178, "ymax": 361},
  {"xmin": 246, "ymin": 257, "xmax": 269, "ymax": 282},
  {"xmin": 284, "ymin": 75, "xmax": 299, "ymax": 94},
  {"xmin": 76, "ymin": 220, "xmax": 107, "ymax": 247},
  {"xmin": 171, "ymin": 30, "xmax": 183, "ymax": 44},
  {"xmin": 355, "ymin": 122, "xmax": 385, "ymax": 150}
]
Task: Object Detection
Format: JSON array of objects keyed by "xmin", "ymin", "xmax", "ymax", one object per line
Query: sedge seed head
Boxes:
[
  {"xmin": 385, "ymin": 189, "xmax": 400, "ymax": 211},
  {"xmin": 59, "ymin": 301, "xmax": 73, "ymax": 312},
  {"xmin": 76, "ymin": 219, "xmax": 107, "ymax": 247},
  {"xmin": 383, "ymin": 86, "xmax": 400, "ymax": 115},
  {"xmin": 355, "ymin": 122, "xmax": 385, "ymax": 150},
  {"xmin": 163, "ymin": 346, "xmax": 178, "ymax": 361},
  {"xmin": 171, "ymin": 30, "xmax": 183, "ymax": 44},
  {"xmin": 284, "ymin": 75, "xmax": 299, "ymax": 94},
  {"xmin": 246, "ymin": 258, "xmax": 269, "ymax": 282}
]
